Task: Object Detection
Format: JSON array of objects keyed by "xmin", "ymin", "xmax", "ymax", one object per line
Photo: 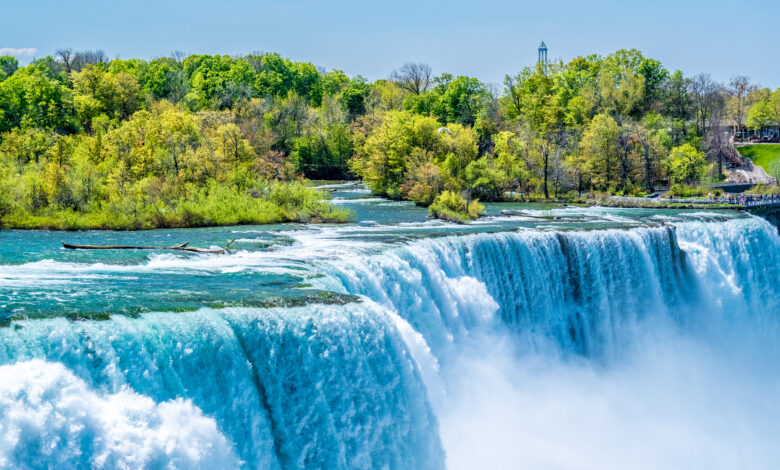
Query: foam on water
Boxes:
[{"xmin": 0, "ymin": 360, "xmax": 240, "ymax": 470}]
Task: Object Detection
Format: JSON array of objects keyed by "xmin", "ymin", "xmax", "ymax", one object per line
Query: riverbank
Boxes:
[{"xmin": 0, "ymin": 182, "xmax": 352, "ymax": 230}]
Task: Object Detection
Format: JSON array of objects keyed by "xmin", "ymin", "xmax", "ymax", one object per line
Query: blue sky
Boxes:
[{"xmin": 2, "ymin": 0, "xmax": 777, "ymax": 88}]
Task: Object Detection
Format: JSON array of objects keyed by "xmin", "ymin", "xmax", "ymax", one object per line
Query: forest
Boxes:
[{"xmin": 0, "ymin": 48, "xmax": 777, "ymax": 227}]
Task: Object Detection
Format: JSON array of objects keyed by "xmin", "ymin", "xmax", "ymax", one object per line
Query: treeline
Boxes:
[
  {"xmin": 350, "ymin": 53, "xmax": 776, "ymax": 204},
  {"xmin": 0, "ymin": 48, "xmax": 775, "ymax": 227},
  {"xmin": 0, "ymin": 50, "xmax": 358, "ymax": 228}
]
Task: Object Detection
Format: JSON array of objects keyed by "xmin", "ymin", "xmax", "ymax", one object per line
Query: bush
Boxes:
[
  {"xmin": 428, "ymin": 190, "xmax": 484, "ymax": 224},
  {"xmin": 666, "ymin": 184, "xmax": 706, "ymax": 198},
  {"xmin": 744, "ymin": 183, "xmax": 780, "ymax": 195}
]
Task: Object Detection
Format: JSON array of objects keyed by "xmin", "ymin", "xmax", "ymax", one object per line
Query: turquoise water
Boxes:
[{"xmin": 1, "ymin": 183, "xmax": 779, "ymax": 469}]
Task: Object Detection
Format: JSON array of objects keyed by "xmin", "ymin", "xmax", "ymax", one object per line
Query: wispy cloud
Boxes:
[{"xmin": 0, "ymin": 47, "xmax": 37, "ymax": 56}]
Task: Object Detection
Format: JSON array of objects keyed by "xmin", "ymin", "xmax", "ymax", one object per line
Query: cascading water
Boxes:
[
  {"xmin": 0, "ymin": 305, "xmax": 443, "ymax": 470},
  {"xmin": 0, "ymin": 207, "xmax": 778, "ymax": 469}
]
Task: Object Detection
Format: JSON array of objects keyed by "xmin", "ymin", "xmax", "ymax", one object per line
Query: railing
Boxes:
[{"xmin": 610, "ymin": 195, "xmax": 780, "ymax": 208}]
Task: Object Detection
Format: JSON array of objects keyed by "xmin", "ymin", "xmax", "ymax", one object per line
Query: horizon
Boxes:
[{"xmin": 2, "ymin": 0, "xmax": 778, "ymax": 89}]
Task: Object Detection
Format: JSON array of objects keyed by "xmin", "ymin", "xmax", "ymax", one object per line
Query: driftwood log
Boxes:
[
  {"xmin": 500, "ymin": 210, "xmax": 562, "ymax": 220},
  {"xmin": 62, "ymin": 239, "xmax": 236, "ymax": 254}
]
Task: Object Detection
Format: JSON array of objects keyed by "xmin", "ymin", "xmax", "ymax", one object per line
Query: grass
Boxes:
[
  {"xmin": 0, "ymin": 182, "xmax": 353, "ymax": 230},
  {"xmin": 737, "ymin": 144, "xmax": 780, "ymax": 171}
]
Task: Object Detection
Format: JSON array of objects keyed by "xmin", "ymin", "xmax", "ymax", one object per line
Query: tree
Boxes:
[
  {"xmin": 667, "ymin": 143, "xmax": 706, "ymax": 185},
  {"xmin": 322, "ymin": 70, "xmax": 349, "ymax": 96},
  {"xmin": 727, "ymin": 75, "xmax": 753, "ymax": 134},
  {"xmin": 339, "ymin": 77, "xmax": 370, "ymax": 118},
  {"xmin": 0, "ymin": 66, "xmax": 73, "ymax": 132},
  {"xmin": 141, "ymin": 58, "xmax": 185, "ymax": 102},
  {"xmin": 0, "ymin": 56, "xmax": 18, "ymax": 79},
  {"xmin": 690, "ymin": 73, "xmax": 721, "ymax": 137},
  {"xmin": 433, "ymin": 75, "xmax": 488, "ymax": 127},
  {"xmin": 747, "ymin": 96, "xmax": 775, "ymax": 130},
  {"xmin": 266, "ymin": 92, "xmax": 311, "ymax": 151},
  {"xmin": 464, "ymin": 132, "xmax": 528, "ymax": 201},
  {"xmin": 291, "ymin": 123, "xmax": 353, "ymax": 179},
  {"xmin": 506, "ymin": 66, "xmax": 563, "ymax": 198},
  {"xmin": 598, "ymin": 67, "xmax": 645, "ymax": 124},
  {"xmin": 705, "ymin": 100, "xmax": 729, "ymax": 179},
  {"xmin": 55, "ymin": 48, "xmax": 74, "ymax": 75},
  {"xmin": 390, "ymin": 63, "xmax": 432, "ymax": 95},
  {"xmin": 663, "ymin": 70, "xmax": 691, "ymax": 143},
  {"xmin": 637, "ymin": 58, "xmax": 668, "ymax": 113},
  {"xmin": 71, "ymin": 50, "xmax": 108, "ymax": 72},
  {"xmin": 634, "ymin": 114, "xmax": 669, "ymax": 191},
  {"xmin": 580, "ymin": 113, "xmax": 621, "ymax": 189},
  {"xmin": 350, "ymin": 110, "xmax": 475, "ymax": 198}
]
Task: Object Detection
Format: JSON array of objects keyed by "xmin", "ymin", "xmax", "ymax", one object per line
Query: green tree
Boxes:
[
  {"xmin": 433, "ymin": 76, "xmax": 488, "ymax": 127},
  {"xmin": 0, "ymin": 66, "xmax": 73, "ymax": 132},
  {"xmin": 667, "ymin": 143, "xmax": 706, "ymax": 185},
  {"xmin": 351, "ymin": 110, "xmax": 445, "ymax": 198},
  {"xmin": 0, "ymin": 56, "xmax": 19, "ymax": 80},
  {"xmin": 580, "ymin": 113, "xmax": 621, "ymax": 189},
  {"xmin": 505, "ymin": 65, "xmax": 563, "ymax": 198},
  {"xmin": 339, "ymin": 77, "xmax": 370, "ymax": 118}
]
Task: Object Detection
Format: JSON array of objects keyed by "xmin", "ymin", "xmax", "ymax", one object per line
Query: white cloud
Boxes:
[{"xmin": 0, "ymin": 47, "xmax": 38, "ymax": 57}]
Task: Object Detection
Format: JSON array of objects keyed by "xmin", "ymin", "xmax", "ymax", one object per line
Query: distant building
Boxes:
[
  {"xmin": 734, "ymin": 126, "xmax": 780, "ymax": 143},
  {"xmin": 538, "ymin": 41, "xmax": 548, "ymax": 68}
]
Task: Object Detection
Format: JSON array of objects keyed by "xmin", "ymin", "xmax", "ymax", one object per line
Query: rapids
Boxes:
[{"xmin": 1, "ymin": 186, "xmax": 778, "ymax": 469}]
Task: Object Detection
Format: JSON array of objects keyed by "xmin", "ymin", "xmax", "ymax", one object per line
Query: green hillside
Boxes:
[{"xmin": 737, "ymin": 144, "xmax": 780, "ymax": 172}]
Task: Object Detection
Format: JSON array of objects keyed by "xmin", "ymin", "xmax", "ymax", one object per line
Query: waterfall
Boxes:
[
  {"xmin": 1, "ymin": 214, "xmax": 778, "ymax": 468},
  {"xmin": 321, "ymin": 216, "xmax": 779, "ymax": 359},
  {"xmin": 0, "ymin": 304, "xmax": 443, "ymax": 469}
]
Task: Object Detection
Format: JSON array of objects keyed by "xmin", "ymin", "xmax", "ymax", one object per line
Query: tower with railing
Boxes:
[{"xmin": 538, "ymin": 41, "xmax": 548, "ymax": 68}]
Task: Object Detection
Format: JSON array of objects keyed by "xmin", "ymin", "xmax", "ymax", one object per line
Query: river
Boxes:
[{"xmin": 1, "ymin": 183, "xmax": 778, "ymax": 469}]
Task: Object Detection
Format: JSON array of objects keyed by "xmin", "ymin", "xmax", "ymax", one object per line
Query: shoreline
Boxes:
[{"xmin": 0, "ymin": 199, "xmax": 752, "ymax": 232}]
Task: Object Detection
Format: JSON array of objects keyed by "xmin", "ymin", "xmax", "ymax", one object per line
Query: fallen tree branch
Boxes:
[
  {"xmin": 500, "ymin": 210, "xmax": 562, "ymax": 220},
  {"xmin": 62, "ymin": 239, "xmax": 236, "ymax": 254}
]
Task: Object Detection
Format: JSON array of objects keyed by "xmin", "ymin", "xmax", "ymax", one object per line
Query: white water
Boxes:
[
  {"xmin": 314, "ymin": 216, "xmax": 780, "ymax": 469},
  {"xmin": 0, "ymin": 360, "xmax": 240, "ymax": 469},
  {"xmin": 0, "ymin": 214, "xmax": 778, "ymax": 468}
]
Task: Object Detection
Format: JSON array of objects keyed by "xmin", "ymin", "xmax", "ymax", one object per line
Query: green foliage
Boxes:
[
  {"xmin": 744, "ymin": 183, "xmax": 780, "ymax": 195},
  {"xmin": 1, "ymin": 47, "xmax": 762, "ymax": 227},
  {"xmin": 432, "ymin": 76, "xmax": 488, "ymax": 127},
  {"xmin": 0, "ymin": 101, "xmax": 351, "ymax": 229},
  {"xmin": 0, "ymin": 66, "xmax": 73, "ymax": 132},
  {"xmin": 0, "ymin": 56, "xmax": 19, "ymax": 79},
  {"xmin": 746, "ymin": 89, "xmax": 780, "ymax": 130},
  {"xmin": 339, "ymin": 77, "xmax": 370, "ymax": 117},
  {"xmin": 667, "ymin": 143, "xmax": 707, "ymax": 185},
  {"xmin": 291, "ymin": 123, "xmax": 353, "ymax": 179},
  {"xmin": 666, "ymin": 184, "xmax": 706, "ymax": 198},
  {"xmin": 428, "ymin": 190, "xmax": 484, "ymax": 223},
  {"xmin": 350, "ymin": 110, "xmax": 477, "ymax": 200}
]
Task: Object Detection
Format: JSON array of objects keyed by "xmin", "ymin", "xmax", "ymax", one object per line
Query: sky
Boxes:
[{"xmin": 2, "ymin": 0, "xmax": 778, "ymax": 88}]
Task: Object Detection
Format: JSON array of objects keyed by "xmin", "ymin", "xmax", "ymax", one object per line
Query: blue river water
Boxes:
[{"xmin": 0, "ymin": 183, "xmax": 778, "ymax": 469}]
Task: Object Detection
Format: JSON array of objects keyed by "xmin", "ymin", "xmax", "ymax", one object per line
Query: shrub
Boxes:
[
  {"xmin": 428, "ymin": 190, "xmax": 484, "ymax": 224},
  {"xmin": 745, "ymin": 183, "xmax": 780, "ymax": 195},
  {"xmin": 666, "ymin": 183, "xmax": 706, "ymax": 198}
]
